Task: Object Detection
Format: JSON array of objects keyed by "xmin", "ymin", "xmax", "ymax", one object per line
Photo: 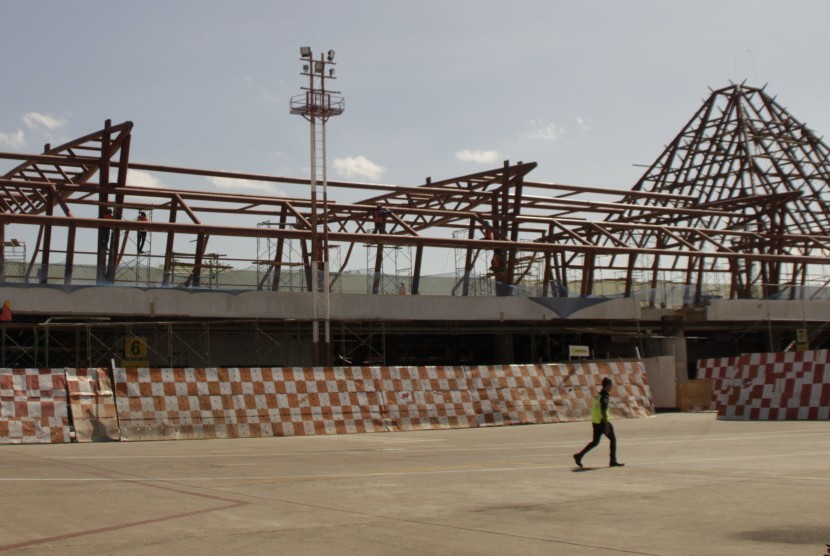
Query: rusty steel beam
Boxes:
[
  {"xmin": 1, "ymin": 211, "xmax": 829, "ymax": 267},
  {"xmin": 2, "ymin": 102, "xmax": 830, "ymax": 300}
]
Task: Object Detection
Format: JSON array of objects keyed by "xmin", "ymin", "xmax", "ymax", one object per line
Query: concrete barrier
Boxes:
[
  {"xmin": 543, "ymin": 361, "xmax": 654, "ymax": 421},
  {"xmin": 472, "ymin": 364, "xmax": 559, "ymax": 426},
  {"xmin": 377, "ymin": 366, "xmax": 478, "ymax": 431},
  {"xmin": 113, "ymin": 367, "xmax": 386, "ymax": 441},
  {"xmin": 1, "ymin": 360, "xmax": 655, "ymax": 443},
  {"xmin": 0, "ymin": 368, "xmax": 70, "ymax": 444},
  {"xmin": 696, "ymin": 356, "xmax": 737, "ymax": 412},
  {"xmin": 697, "ymin": 350, "xmax": 830, "ymax": 420},
  {"xmin": 112, "ymin": 361, "xmax": 653, "ymax": 441}
]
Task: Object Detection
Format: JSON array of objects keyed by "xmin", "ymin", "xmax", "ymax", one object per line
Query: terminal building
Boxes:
[{"xmin": 1, "ymin": 83, "xmax": 830, "ymax": 390}]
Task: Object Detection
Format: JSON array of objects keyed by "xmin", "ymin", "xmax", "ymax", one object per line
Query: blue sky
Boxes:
[{"xmin": 2, "ymin": 1, "xmax": 830, "ymax": 275}]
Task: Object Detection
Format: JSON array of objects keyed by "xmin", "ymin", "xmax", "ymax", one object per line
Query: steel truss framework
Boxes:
[{"xmin": 1, "ymin": 85, "xmax": 830, "ymax": 304}]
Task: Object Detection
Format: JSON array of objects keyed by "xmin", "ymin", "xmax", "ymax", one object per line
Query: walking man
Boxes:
[{"xmin": 574, "ymin": 377, "xmax": 624, "ymax": 468}]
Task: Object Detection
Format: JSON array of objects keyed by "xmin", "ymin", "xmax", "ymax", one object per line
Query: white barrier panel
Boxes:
[{"xmin": 66, "ymin": 368, "xmax": 120, "ymax": 442}]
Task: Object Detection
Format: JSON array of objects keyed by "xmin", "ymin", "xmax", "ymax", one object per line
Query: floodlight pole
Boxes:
[{"xmin": 290, "ymin": 48, "xmax": 344, "ymax": 366}]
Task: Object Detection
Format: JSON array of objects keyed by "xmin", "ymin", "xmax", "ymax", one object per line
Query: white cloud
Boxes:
[
  {"xmin": 575, "ymin": 117, "xmax": 592, "ymax": 131},
  {"xmin": 127, "ymin": 169, "xmax": 166, "ymax": 189},
  {"xmin": 22, "ymin": 112, "xmax": 68, "ymax": 130},
  {"xmin": 524, "ymin": 120, "xmax": 560, "ymax": 141},
  {"xmin": 206, "ymin": 176, "xmax": 286, "ymax": 196},
  {"xmin": 455, "ymin": 149, "xmax": 500, "ymax": 164},
  {"xmin": 0, "ymin": 129, "xmax": 25, "ymax": 149},
  {"xmin": 333, "ymin": 156, "xmax": 386, "ymax": 181}
]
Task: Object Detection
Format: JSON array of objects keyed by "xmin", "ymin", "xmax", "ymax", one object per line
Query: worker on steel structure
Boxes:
[
  {"xmin": 99, "ymin": 208, "xmax": 115, "ymax": 251},
  {"xmin": 372, "ymin": 205, "xmax": 392, "ymax": 234},
  {"xmin": 0, "ymin": 300, "xmax": 12, "ymax": 324},
  {"xmin": 136, "ymin": 210, "xmax": 149, "ymax": 253},
  {"xmin": 574, "ymin": 377, "xmax": 625, "ymax": 468}
]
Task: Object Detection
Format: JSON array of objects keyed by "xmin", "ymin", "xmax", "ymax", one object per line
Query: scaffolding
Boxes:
[
  {"xmin": 366, "ymin": 241, "xmax": 412, "ymax": 295},
  {"xmin": 452, "ymin": 229, "xmax": 490, "ymax": 296},
  {"xmin": 0, "ymin": 320, "xmax": 296, "ymax": 369},
  {"xmin": 2, "ymin": 238, "xmax": 25, "ymax": 262},
  {"xmin": 255, "ymin": 220, "xmax": 307, "ymax": 291},
  {"xmin": 120, "ymin": 209, "xmax": 153, "ymax": 287}
]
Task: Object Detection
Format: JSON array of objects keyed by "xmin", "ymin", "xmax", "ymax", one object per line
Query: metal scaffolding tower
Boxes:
[{"xmin": 366, "ymin": 242, "xmax": 412, "ymax": 295}]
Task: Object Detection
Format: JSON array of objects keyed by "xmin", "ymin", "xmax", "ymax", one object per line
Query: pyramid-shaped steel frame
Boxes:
[{"xmin": 594, "ymin": 83, "xmax": 830, "ymax": 300}]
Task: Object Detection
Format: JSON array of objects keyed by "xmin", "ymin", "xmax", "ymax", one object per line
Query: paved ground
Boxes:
[{"xmin": 0, "ymin": 413, "xmax": 828, "ymax": 555}]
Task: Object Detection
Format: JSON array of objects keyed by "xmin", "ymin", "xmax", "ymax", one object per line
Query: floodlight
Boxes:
[
  {"xmin": 329, "ymin": 68, "xmax": 335, "ymax": 77},
  {"xmin": 315, "ymin": 61, "xmax": 324, "ymax": 74},
  {"xmin": 303, "ymin": 64, "xmax": 309, "ymax": 72},
  {"xmin": 327, "ymin": 49, "xmax": 335, "ymax": 62},
  {"xmin": 300, "ymin": 46, "xmax": 312, "ymax": 58}
]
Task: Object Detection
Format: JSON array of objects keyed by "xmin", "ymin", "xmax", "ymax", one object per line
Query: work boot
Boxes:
[{"xmin": 573, "ymin": 453, "xmax": 583, "ymax": 468}]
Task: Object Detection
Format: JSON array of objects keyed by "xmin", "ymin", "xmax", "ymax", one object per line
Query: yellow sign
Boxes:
[
  {"xmin": 121, "ymin": 360, "xmax": 149, "ymax": 368},
  {"xmin": 125, "ymin": 336, "xmax": 147, "ymax": 359},
  {"xmin": 569, "ymin": 345, "xmax": 590, "ymax": 358},
  {"xmin": 796, "ymin": 328, "xmax": 808, "ymax": 351}
]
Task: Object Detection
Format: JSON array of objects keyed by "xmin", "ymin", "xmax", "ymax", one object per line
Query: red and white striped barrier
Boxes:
[
  {"xmin": 1, "ymin": 360, "xmax": 655, "ymax": 443},
  {"xmin": 378, "ymin": 366, "xmax": 478, "ymax": 431},
  {"xmin": 544, "ymin": 361, "xmax": 654, "ymax": 421},
  {"xmin": 695, "ymin": 356, "xmax": 737, "ymax": 411},
  {"xmin": 0, "ymin": 368, "xmax": 70, "ymax": 444},
  {"xmin": 112, "ymin": 362, "xmax": 653, "ymax": 441},
  {"xmin": 697, "ymin": 350, "xmax": 830, "ymax": 420},
  {"xmin": 472, "ymin": 364, "xmax": 558, "ymax": 426},
  {"xmin": 113, "ymin": 367, "xmax": 386, "ymax": 441}
]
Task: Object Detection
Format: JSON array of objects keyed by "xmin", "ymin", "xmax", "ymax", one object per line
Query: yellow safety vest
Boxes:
[{"xmin": 591, "ymin": 393, "xmax": 611, "ymax": 424}]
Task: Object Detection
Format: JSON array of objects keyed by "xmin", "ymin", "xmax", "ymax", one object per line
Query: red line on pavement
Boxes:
[{"xmin": 0, "ymin": 482, "xmax": 251, "ymax": 552}]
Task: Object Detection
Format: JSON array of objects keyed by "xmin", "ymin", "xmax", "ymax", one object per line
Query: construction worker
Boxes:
[
  {"xmin": 574, "ymin": 377, "xmax": 625, "ymax": 468},
  {"xmin": 0, "ymin": 300, "xmax": 12, "ymax": 323},
  {"xmin": 136, "ymin": 210, "xmax": 149, "ymax": 253},
  {"xmin": 372, "ymin": 205, "xmax": 392, "ymax": 234},
  {"xmin": 99, "ymin": 208, "xmax": 114, "ymax": 251},
  {"xmin": 490, "ymin": 252, "xmax": 505, "ymax": 271}
]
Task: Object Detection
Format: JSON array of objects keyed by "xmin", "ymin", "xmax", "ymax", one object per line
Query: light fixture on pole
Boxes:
[{"xmin": 289, "ymin": 47, "xmax": 345, "ymax": 366}]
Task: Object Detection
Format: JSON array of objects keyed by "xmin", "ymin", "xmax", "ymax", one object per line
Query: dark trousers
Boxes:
[{"xmin": 577, "ymin": 422, "xmax": 617, "ymax": 463}]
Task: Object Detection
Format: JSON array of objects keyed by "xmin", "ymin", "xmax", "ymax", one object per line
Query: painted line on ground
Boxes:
[
  {"xmin": 43, "ymin": 430, "xmax": 830, "ymax": 460},
  {"xmin": 0, "ymin": 479, "xmax": 250, "ymax": 553},
  {"xmin": 2, "ymin": 450, "xmax": 829, "ymax": 483}
]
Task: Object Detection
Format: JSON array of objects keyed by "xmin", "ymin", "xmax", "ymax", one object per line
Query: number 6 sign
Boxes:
[{"xmin": 125, "ymin": 337, "xmax": 147, "ymax": 359}]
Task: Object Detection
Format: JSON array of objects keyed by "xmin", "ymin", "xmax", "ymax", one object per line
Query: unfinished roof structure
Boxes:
[
  {"xmin": 1, "ymin": 84, "xmax": 829, "ymax": 304},
  {"xmin": 1, "ymin": 83, "xmax": 829, "ymax": 368},
  {"xmin": 602, "ymin": 83, "xmax": 830, "ymax": 302}
]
